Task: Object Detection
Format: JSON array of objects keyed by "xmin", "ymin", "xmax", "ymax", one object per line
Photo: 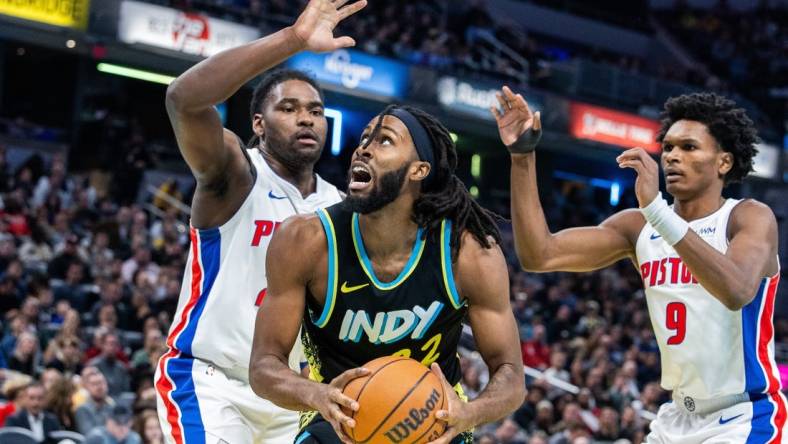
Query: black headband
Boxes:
[{"xmin": 388, "ymin": 108, "xmax": 435, "ymax": 187}]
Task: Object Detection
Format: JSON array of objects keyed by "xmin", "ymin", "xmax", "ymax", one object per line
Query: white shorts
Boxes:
[
  {"xmin": 155, "ymin": 355, "xmax": 299, "ymax": 444},
  {"xmin": 646, "ymin": 392, "xmax": 787, "ymax": 443}
]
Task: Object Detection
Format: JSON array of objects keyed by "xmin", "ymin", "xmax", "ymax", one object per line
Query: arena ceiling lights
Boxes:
[{"xmin": 96, "ymin": 63, "xmax": 175, "ymax": 86}]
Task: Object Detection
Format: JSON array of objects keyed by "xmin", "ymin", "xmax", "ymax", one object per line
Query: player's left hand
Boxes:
[
  {"xmin": 617, "ymin": 147, "xmax": 659, "ymax": 208},
  {"xmin": 426, "ymin": 363, "xmax": 474, "ymax": 444},
  {"xmin": 490, "ymin": 85, "xmax": 541, "ymax": 154}
]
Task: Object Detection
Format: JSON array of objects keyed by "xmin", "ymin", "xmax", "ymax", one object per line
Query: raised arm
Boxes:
[
  {"xmin": 166, "ymin": 0, "xmax": 366, "ymax": 225},
  {"xmin": 491, "ymin": 86, "xmax": 641, "ymax": 272},
  {"xmin": 249, "ymin": 215, "xmax": 369, "ymax": 443},
  {"xmin": 427, "ymin": 234, "xmax": 525, "ymax": 444}
]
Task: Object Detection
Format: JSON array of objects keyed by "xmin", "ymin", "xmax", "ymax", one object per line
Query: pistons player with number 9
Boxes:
[{"xmin": 497, "ymin": 88, "xmax": 785, "ymax": 443}]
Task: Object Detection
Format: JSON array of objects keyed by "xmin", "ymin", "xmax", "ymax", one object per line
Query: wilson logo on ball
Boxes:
[{"xmin": 383, "ymin": 388, "xmax": 442, "ymax": 443}]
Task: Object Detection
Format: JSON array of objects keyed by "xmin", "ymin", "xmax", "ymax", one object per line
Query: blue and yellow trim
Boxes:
[
  {"xmin": 313, "ymin": 209, "xmax": 338, "ymax": 328},
  {"xmin": 440, "ymin": 219, "xmax": 465, "ymax": 309},
  {"xmin": 351, "ymin": 212, "xmax": 425, "ymax": 290}
]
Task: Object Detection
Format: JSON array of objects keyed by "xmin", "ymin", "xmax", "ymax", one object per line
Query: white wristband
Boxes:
[{"xmin": 641, "ymin": 194, "xmax": 689, "ymax": 246}]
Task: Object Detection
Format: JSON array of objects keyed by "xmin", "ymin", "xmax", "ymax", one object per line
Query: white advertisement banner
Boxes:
[
  {"xmin": 752, "ymin": 143, "xmax": 779, "ymax": 179},
  {"xmin": 118, "ymin": 1, "xmax": 259, "ymax": 57}
]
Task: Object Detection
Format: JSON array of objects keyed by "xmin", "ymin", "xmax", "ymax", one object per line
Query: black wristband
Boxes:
[{"xmin": 506, "ymin": 127, "xmax": 542, "ymax": 154}]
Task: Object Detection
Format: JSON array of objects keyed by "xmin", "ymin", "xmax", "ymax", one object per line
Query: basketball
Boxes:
[{"xmin": 341, "ymin": 356, "xmax": 447, "ymax": 444}]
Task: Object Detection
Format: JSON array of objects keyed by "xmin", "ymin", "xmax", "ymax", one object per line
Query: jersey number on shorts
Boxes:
[
  {"xmin": 665, "ymin": 302, "xmax": 686, "ymax": 345},
  {"xmin": 391, "ymin": 333, "xmax": 442, "ymax": 366}
]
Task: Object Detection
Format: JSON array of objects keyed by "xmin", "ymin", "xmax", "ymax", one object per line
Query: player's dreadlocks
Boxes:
[
  {"xmin": 367, "ymin": 105, "xmax": 503, "ymax": 257},
  {"xmin": 657, "ymin": 92, "xmax": 759, "ymax": 185}
]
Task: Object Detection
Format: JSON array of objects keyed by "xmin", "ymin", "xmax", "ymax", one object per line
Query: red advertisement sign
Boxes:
[{"xmin": 569, "ymin": 102, "xmax": 661, "ymax": 153}]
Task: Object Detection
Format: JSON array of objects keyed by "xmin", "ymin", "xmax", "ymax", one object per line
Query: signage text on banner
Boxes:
[
  {"xmin": 286, "ymin": 49, "xmax": 409, "ymax": 99},
  {"xmin": 436, "ymin": 76, "xmax": 541, "ymax": 121},
  {"xmin": 0, "ymin": 0, "xmax": 90, "ymax": 29},
  {"xmin": 569, "ymin": 102, "xmax": 661, "ymax": 153},
  {"xmin": 118, "ymin": 0, "xmax": 259, "ymax": 58}
]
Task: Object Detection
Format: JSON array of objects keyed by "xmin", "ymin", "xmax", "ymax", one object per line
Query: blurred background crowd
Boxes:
[{"xmin": 0, "ymin": 0, "xmax": 786, "ymax": 443}]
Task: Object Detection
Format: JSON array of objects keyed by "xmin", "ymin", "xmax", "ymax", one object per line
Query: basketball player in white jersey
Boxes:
[
  {"xmin": 154, "ymin": 1, "xmax": 367, "ymax": 443},
  {"xmin": 494, "ymin": 87, "xmax": 786, "ymax": 443}
]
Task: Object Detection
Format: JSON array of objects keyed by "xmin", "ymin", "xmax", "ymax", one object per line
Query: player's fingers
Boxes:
[
  {"xmin": 496, "ymin": 92, "xmax": 508, "ymax": 112},
  {"xmin": 329, "ymin": 389, "xmax": 359, "ymax": 412},
  {"xmin": 332, "ymin": 36, "xmax": 356, "ymax": 48},
  {"xmin": 430, "ymin": 363, "xmax": 451, "ymax": 388},
  {"xmin": 514, "ymin": 94, "xmax": 532, "ymax": 116},
  {"xmin": 502, "ymin": 85, "xmax": 517, "ymax": 104},
  {"xmin": 533, "ymin": 111, "xmax": 542, "ymax": 131},
  {"xmin": 329, "ymin": 404, "xmax": 356, "ymax": 428},
  {"xmin": 333, "ymin": 0, "xmax": 350, "ymax": 8},
  {"xmin": 490, "ymin": 106, "xmax": 502, "ymax": 122},
  {"xmin": 331, "ymin": 367, "xmax": 370, "ymax": 389},
  {"xmin": 337, "ymin": 0, "xmax": 367, "ymax": 20},
  {"xmin": 618, "ymin": 161, "xmax": 643, "ymax": 173}
]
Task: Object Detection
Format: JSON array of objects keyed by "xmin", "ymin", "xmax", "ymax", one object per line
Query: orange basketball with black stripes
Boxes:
[{"xmin": 341, "ymin": 356, "xmax": 447, "ymax": 444}]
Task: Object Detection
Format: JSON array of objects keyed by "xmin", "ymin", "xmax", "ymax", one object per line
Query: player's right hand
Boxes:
[
  {"xmin": 291, "ymin": 0, "xmax": 368, "ymax": 53},
  {"xmin": 312, "ymin": 367, "xmax": 371, "ymax": 444}
]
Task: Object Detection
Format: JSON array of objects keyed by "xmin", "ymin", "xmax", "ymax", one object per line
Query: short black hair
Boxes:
[
  {"xmin": 656, "ymin": 92, "xmax": 759, "ymax": 185},
  {"xmin": 249, "ymin": 69, "xmax": 323, "ymax": 121}
]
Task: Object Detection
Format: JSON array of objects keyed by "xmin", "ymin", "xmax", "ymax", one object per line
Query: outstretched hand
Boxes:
[
  {"xmin": 292, "ymin": 0, "xmax": 368, "ymax": 53},
  {"xmin": 490, "ymin": 85, "xmax": 541, "ymax": 152}
]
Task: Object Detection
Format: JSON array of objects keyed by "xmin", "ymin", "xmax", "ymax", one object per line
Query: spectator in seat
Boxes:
[
  {"xmin": 5, "ymin": 382, "xmax": 62, "ymax": 443},
  {"xmin": 8, "ymin": 331, "xmax": 40, "ymax": 376},
  {"xmin": 84, "ymin": 404, "xmax": 142, "ymax": 444},
  {"xmin": 521, "ymin": 323, "xmax": 550, "ymax": 370},
  {"xmin": 75, "ymin": 366, "xmax": 115, "ymax": 435},
  {"xmin": 43, "ymin": 334, "xmax": 84, "ymax": 376},
  {"xmin": 87, "ymin": 332, "xmax": 129, "ymax": 397},
  {"xmin": 44, "ymin": 374, "xmax": 77, "ymax": 431},
  {"xmin": 133, "ymin": 409, "xmax": 163, "ymax": 444},
  {"xmin": 0, "ymin": 375, "xmax": 33, "ymax": 426},
  {"xmin": 53, "ymin": 261, "xmax": 90, "ymax": 312}
]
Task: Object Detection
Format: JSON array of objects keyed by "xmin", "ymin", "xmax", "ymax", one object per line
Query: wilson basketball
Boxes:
[{"xmin": 341, "ymin": 356, "xmax": 447, "ymax": 444}]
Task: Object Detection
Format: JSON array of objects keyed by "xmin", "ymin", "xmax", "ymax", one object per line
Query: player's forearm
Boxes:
[
  {"xmin": 250, "ymin": 354, "xmax": 325, "ymax": 411},
  {"xmin": 465, "ymin": 362, "xmax": 525, "ymax": 428},
  {"xmin": 510, "ymin": 153, "xmax": 554, "ymax": 270},
  {"xmin": 673, "ymin": 234, "xmax": 763, "ymax": 310},
  {"xmin": 166, "ymin": 27, "xmax": 305, "ymax": 112}
]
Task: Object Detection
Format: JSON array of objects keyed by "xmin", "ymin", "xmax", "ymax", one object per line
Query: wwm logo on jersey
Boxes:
[
  {"xmin": 338, "ymin": 301, "xmax": 444, "ymax": 344},
  {"xmin": 640, "ymin": 256, "xmax": 698, "ymax": 288}
]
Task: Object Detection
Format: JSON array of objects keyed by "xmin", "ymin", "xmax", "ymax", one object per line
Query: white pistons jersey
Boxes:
[
  {"xmin": 162, "ymin": 149, "xmax": 343, "ymax": 376},
  {"xmin": 635, "ymin": 198, "xmax": 782, "ymax": 401}
]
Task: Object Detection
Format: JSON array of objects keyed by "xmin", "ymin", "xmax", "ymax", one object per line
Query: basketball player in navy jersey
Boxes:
[
  {"xmin": 250, "ymin": 105, "xmax": 526, "ymax": 444},
  {"xmin": 497, "ymin": 86, "xmax": 785, "ymax": 442},
  {"xmin": 156, "ymin": 1, "xmax": 365, "ymax": 443}
]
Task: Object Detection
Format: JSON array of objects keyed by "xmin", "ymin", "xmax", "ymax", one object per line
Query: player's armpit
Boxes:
[
  {"xmin": 453, "ymin": 233, "xmax": 525, "ymax": 428},
  {"xmin": 530, "ymin": 209, "xmax": 644, "ymax": 273}
]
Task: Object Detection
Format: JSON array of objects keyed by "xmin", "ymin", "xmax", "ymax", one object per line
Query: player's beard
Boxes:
[
  {"xmin": 343, "ymin": 164, "xmax": 409, "ymax": 214},
  {"xmin": 263, "ymin": 130, "xmax": 323, "ymax": 172}
]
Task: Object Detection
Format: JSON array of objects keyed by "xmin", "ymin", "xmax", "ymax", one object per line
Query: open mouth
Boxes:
[{"xmin": 349, "ymin": 164, "xmax": 373, "ymax": 192}]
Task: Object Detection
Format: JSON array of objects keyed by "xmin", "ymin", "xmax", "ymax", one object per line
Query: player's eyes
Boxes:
[
  {"xmin": 359, "ymin": 135, "xmax": 369, "ymax": 145},
  {"xmin": 381, "ymin": 137, "xmax": 393, "ymax": 146},
  {"xmin": 311, "ymin": 109, "xmax": 324, "ymax": 116}
]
